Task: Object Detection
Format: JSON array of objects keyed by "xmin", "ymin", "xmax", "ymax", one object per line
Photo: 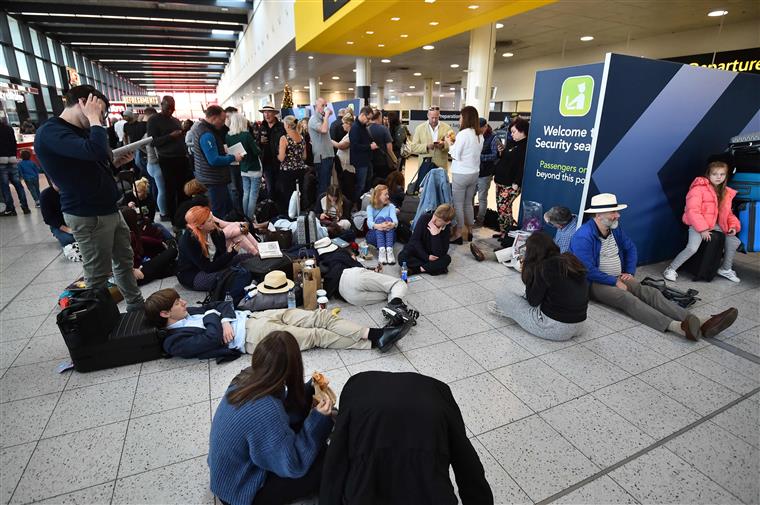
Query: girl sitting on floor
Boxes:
[
  {"xmin": 397, "ymin": 204, "xmax": 455, "ymax": 276},
  {"xmin": 366, "ymin": 184, "xmax": 398, "ymax": 265},
  {"xmin": 315, "ymin": 184, "xmax": 352, "ymax": 233}
]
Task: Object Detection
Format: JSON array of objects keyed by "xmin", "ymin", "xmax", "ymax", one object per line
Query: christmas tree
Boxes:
[{"xmin": 281, "ymin": 83, "xmax": 293, "ymax": 109}]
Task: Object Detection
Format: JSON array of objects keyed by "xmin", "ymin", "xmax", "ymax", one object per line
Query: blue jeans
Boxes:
[
  {"xmin": 0, "ymin": 163, "xmax": 29, "ymax": 211},
  {"xmin": 366, "ymin": 217, "xmax": 396, "ymax": 248},
  {"xmin": 146, "ymin": 162, "xmax": 167, "ymax": 216},
  {"xmin": 50, "ymin": 226, "xmax": 75, "ymax": 247},
  {"xmin": 242, "ymin": 174, "xmax": 262, "ymax": 220},
  {"xmin": 354, "ymin": 165, "xmax": 369, "ymax": 206},
  {"xmin": 207, "ymin": 183, "xmax": 232, "ymax": 218},
  {"xmin": 315, "ymin": 157, "xmax": 334, "ymax": 196},
  {"xmin": 228, "ymin": 167, "xmax": 244, "ymax": 215},
  {"xmin": 23, "ymin": 177, "xmax": 40, "ymax": 202}
]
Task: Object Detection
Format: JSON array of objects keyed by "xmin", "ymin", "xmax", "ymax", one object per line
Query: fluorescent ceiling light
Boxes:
[
  {"xmin": 212, "ymin": 29, "xmax": 235, "ymax": 35},
  {"xmin": 381, "ymin": 59, "xmax": 391, "ymax": 63},
  {"xmin": 366, "ymin": 31, "xmax": 374, "ymax": 35},
  {"xmin": 413, "ymin": 72, "xmax": 421, "ymax": 76},
  {"xmin": 450, "ymin": 64, "xmax": 460, "ymax": 68},
  {"xmin": 707, "ymin": 9, "xmax": 728, "ymax": 16},
  {"xmin": 429, "ymin": 21, "xmax": 439, "ymax": 26},
  {"xmin": 400, "ymin": 34, "xmax": 408, "ymax": 38},
  {"xmin": 580, "ymin": 35, "xmax": 594, "ymax": 41},
  {"xmin": 348, "ymin": 87, "xmax": 354, "ymax": 91},
  {"xmin": 409, "ymin": 85, "xmax": 416, "ymax": 89},
  {"xmin": 386, "ymin": 79, "xmax": 394, "ymax": 82},
  {"xmin": 434, "ymin": 81, "xmax": 440, "ymax": 84},
  {"xmin": 332, "ymin": 76, "xmax": 340, "ymax": 80},
  {"xmin": 496, "ymin": 23, "xmax": 504, "ymax": 28},
  {"xmin": 390, "ymin": 17, "xmax": 400, "ymax": 21},
  {"xmin": 502, "ymin": 52, "xmax": 514, "ymax": 57},
  {"xmin": 468, "ymin": 5, "xmax": 479, "ymax": 9},
  {"xmin": 378, "ymin": 44, "xmax": 385, "ymax": 47},
  {"xmin": 422, "ymin": 45, "xmax": 435, "ymax": 50},
  {"xmin": 346, "ymin": 41, "xmax": 354, "ymax": 45},
  {"xmin": 308, "ymin": 55, "xmax": 314, "ymax": 59},
  {"xmin": 449, "ymin": 87, "xmax": 455, "ymax": 90}
]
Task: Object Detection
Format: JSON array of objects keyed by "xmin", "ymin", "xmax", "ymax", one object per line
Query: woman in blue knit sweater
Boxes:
[
  {"xmin": 209, "ymin": 331, "xmax": 334, "ymax": 505},
  {"xmin": 366, "ymin": 184, "xmax": 398, "ymax": 265}
]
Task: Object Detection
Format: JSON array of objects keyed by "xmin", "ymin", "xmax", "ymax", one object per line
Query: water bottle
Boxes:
[
  {"xmin": 224, "ymin": 291, "xmax": 233, "ymax": 303},
  {"xmin": 401, "ymin": 261, "xmax": 408, "ymax": 283},
  {"xmin": 287, "ymin": 289, "xmax": 296, "ymax": 309}
]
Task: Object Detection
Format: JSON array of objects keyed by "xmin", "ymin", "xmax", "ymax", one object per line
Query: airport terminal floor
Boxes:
[{"xmin": 0, "ymin": 179, "xmax": 758, "ymax": 504}]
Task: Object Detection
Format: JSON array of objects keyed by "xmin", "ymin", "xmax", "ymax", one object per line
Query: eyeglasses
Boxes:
[{"xmin": 428, "ymin": 106, "xmax": 440, "ymax": 111}]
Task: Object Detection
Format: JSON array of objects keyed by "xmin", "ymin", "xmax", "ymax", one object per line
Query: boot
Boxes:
[{"xmin": 376, "ymin": 320, "xmax": 413, "ymax": 352}]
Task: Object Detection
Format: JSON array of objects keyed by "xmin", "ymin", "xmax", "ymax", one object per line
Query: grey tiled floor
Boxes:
[{"xmin": 1, "ymin": 196, "xmax": 759, "ymax": 504}]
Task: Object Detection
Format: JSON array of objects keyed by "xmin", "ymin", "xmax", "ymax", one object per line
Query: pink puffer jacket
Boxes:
[{"xmin": 682, "ymin": 177, "xmax": 740, "ymax": 233}]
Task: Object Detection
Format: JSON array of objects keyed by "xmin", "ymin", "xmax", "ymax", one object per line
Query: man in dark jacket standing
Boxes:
[
  {"xmin": 349, "ymin": 106, "xmax": 378, "ymax": 206},
  {"xmin": 35, "ymin": 85, "xmax": 144, "ymax": 311},
  {"xmin": 147, "ymin": 95, "xmax": 191, "ymax": 220},
  {"xmin": 476, "ymin": 118, "xmax": 502, "ymax": 225},
  {"xmin": 188, "ymin": 105, "xmax": 242, "ymax": 217},
  {"xmin": 256, "ymin": 105, "xmax": 286, "ymax": 203},
  {"xmin": 320, "ymin": 371, "xmax": 494, "ymax": 505}
]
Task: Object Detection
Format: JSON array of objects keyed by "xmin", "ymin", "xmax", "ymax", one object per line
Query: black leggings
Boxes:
[
  {"xmin": 275, "ymin": 169, "xmax": 305, "ymax": 216},
  {"xmin": 397, "ymin": 249, "xmax": 451, "ymax": 275},
  {"xmin": 250, "ymin": 447, "xmax": 326, "ymax": 505}
]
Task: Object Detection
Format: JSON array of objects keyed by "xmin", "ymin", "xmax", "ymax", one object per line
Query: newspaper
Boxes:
[
  {"xmin": 258, "ymin": 241, "xmax": 283, "ymax": 259},
  {"xmin": 226, "ymin": 142, "xmax": 246, "ymax": 157}
]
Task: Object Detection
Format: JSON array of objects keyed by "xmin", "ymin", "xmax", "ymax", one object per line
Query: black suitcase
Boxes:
[
  {"xmin": 57, "ymin": 289, "xmax": 167, "ymax": 373},
  {"xmin": 682, "ymin": 230, "xmax": 726, "ymax": 281},
  {"xmin": 240, "ymin": 255, "xmax": 294, "ymax": 283}
]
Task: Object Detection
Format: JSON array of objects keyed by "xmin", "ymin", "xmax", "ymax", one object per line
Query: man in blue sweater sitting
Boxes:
[
  {"xmin": 34, "ymin": 85, "xmax": 144, "ymax": 311},
  {"xmin": 570, "ymin": 193, "xmax": 737, "ymax": 340},
  {"xmin": 188, "ymin": 105, "xmax": 243, "ymax": 218}
]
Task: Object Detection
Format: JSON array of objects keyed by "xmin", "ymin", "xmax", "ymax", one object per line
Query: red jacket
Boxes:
[{"xmin": 682, "ymin": 177, "xmax": 740, "ymax": 233}]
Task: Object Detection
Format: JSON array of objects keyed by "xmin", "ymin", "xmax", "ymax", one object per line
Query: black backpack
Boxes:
[
  {"xmin": 255, "ymin": 199, "xmax": 279, "ymax": 223},
  {"xmin": 641, "ymin": 277, "xmax": 700, "ymax": 308},
  {"xmin": 202, "ymin": 265, "xmax": 252, "ymax": 306}
]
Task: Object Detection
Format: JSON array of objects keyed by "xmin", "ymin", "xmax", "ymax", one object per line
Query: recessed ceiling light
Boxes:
[
  {"xmin": 434, "ymin": 81, "xmax": 440, "ymax": 84},
  {"xmin": 319, "ymin": 81, "xmax": 323, "ymax": 85},
  {"xmin": 378, "ymin": 44, "xmax": 385, "ymax": 47},
  {"xmin": 346, "ymin": 41, "xmax": 354, "ymax": 45},
  {"xmin": 381, "ymin": 58, "xmax": 391, "ymax": 63},
  {"xmin": 257, "ymin": 86, "xmax": 261, "ymax": 90},
  {"xmin": 386, "ymin": 79, "xmax": 394, "ymax": 82},
  {"xmin": 707, "ymin": 9, "xmax": 728, "ymax": 16},
  {"xmin": 580, "ymin": 35, "xmax": 594, "ymax": 41},
  {"xmin": 468, "ymin": 5, "xmax": 479, "ymax": 9},
  {"xmin": 409, "ymin": 85, "xmax": 416, "ymax": 89},
  {"xmin": 449, "ymin": 87, "xmax": 456, "ymax": 90},
  {"xmin": 274, "ymin": 75, "xmax": 279, "ymax": 79},
  {"xmin": 352, "ymin": 69, "xmax": 357, "ymax": 72},
  {"xmin": 288, "ymin": 67, "xmax": 294, "ymax": 71},
  {"xmin": 308, "ymin": 55, "xmax": 314, "ymax": 59},
  {"xmin": 429, "ymin": 21, "xmax": 439, "ymax": 26},
  {"xmin": 348, "ymin": 87, "xmax": 354, "ymax": 91},
  {"xmin": 423, "ymin": 45, "xmax": 435, "ymax": 50},
  {"xmin": 400, "ymin": 34, "xmax": 408, "ymax": 38},
  {"xmin": 390, "ymin": 17, "xmax": 400, "ymax": 21},
  {"xmin": 413, "ymin": 72, "xmax": 422, "ymax": 76},
  {"xmin": 265, "ymin": 81, "xmax": 270, "ymax": 84},
  {"xmin": 332, "ymin": 76, "xmax": 340, "ymax": 80},
  {"xmin": 388, "ymin": 89, "xmax": 395, "ymax": 92},
  {"xmin": 366, "ymin": 31, "xmax": 374, "ymax": 35},
  {"xmin": 450, "ymin": 64, "xmax": 460, "ymax": 68},
  {"xmin": 496, "ymin": 23, "xmax": 504, "ymax": 28},
  {"xmin": 502, "ymin": 52, "xmax": 514, "ymax": 57},
  {"xmin": 424, "ymin": 0, "xmax": 436, "ymax": 3}
]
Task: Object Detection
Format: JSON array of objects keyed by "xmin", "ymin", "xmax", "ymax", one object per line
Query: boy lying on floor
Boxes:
[{"xmin": 144, "ymin": 287, "xmax": 411, "ymax": 361}]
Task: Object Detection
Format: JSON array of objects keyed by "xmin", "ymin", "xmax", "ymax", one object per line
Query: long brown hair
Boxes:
[
  {"xmin": 386, "ymin": 171, "xmax": 405, "ymax": 192},
  {"xmin": 460, "ymin": 105, "xmax": 481, "ymax": 135},
  {"xmin": 705, "ymin": 161, "xmax": 729, "ymax": 204},
  {"xmin": 521, "ymin": 232, "xmax": 587, "ymax": 286},
  {"xmin": 185, "ymin": 205, "xmax": 212, "ymax": 257},
  {"xmin": 326, "ymin": 184, "xmax": 344, "ymax": 217},
  {"xmin": 226, "ymin": 331, "xmax": 306, "ymax": 411}
]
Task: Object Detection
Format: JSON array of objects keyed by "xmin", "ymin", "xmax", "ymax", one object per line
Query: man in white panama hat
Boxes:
[
  {"xmin": 570, "ymin": 193, "xmax": 737, "ymax": 340},
  {"xmin": 256, "ymin": 104, "xmax": 286, "ymax": 205}
]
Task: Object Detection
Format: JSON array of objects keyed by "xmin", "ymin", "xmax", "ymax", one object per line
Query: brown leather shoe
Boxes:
[
  {"xmin": 700, "ymin": 307, "xmax": 738, "ymax": 338},
  {"xmin": 470, "ymin": 243, "xmax": 485, "ymax": 262},
  {"xmin": 681, "ymin": 314, "xmax": 701, "ymax": 341}
]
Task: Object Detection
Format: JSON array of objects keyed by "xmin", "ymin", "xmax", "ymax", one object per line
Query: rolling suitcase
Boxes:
[
  {"xmin": 57, "ymin": 289, "xmax": 167, "ymax": 373},
  {"xmin": 737, "ymin": 201, "xmax": 759, "ymax": 252},
  {"xmin": 682, "ymin": 230, "xmax": 726, "ymax": 281}
]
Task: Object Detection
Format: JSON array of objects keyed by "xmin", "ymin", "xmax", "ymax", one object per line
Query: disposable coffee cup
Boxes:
[
  {"xmin": 316, "ymin": 289, "xmax": 327, "ymax": 298},
  {"xmin": 317, "ymin": 296, "xmax": 328, "ymax": 309}
]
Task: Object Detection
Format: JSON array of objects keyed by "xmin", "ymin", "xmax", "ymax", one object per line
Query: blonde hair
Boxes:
[
  {"xmin": 134, "ymin": 177, "xmax": 149, "ymax": 195},
  {"xmin": 282, "ymin": 115, "xmax": 297, "ymax": 130},
  {"xmin": 342, "ymin": 113, "xmax": 354, "ymax": 125},
  {"xmin": 227, "ymin": 113, "xmax": 249, "ymax": 136},
  {"xmin": 371, "ymin": 184, "xmax": 389, "ymax": 209},
  {"xmin": 434, "ymin": 203, "xmax": 455, "ymax": 222},
  {"xmin": 297, "ymin": 118, "xmax": 309, "ymax": 135}
]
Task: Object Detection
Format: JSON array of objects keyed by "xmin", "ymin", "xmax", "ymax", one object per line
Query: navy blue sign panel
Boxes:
[
  {"xmin": 589, "ymin": 53, "xmax": 760, "ymax": 264},
  {"xmin": 519, "ymin": 63, "xmax": 604, "ymax": 231}
]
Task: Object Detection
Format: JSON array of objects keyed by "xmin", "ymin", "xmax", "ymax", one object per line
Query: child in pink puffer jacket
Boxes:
[{"xmin": 664, "ymin": 161, "xmax": 741, "ymax": 283}]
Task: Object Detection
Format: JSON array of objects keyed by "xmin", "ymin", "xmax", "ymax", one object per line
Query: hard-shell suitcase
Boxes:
[
  {"xmin": 737, "ymin": 201, "xmax": 759, "ymax": 252},
  {"xmin": 730, "ymin": 173, "xmax": 760, "ymax": 202},
  {"xmin": 682, "ymin": 230, "xmax": 726, "ymax": 281}
]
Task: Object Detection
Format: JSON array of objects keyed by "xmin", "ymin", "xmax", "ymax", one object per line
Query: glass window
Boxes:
[
  {"xmin": 25, "ymin": 92, "xmax": 36, "ymax": 112},
  {"xmin": 61, "ymin": 47, "xmax": 70, "ymax": 67},
  {"xmin": 42, "ymin": 87, "xmax": 53, "ymax": 112},
  {"xmin": 15, "ymin": 50, "xmax": 30, "ymax": 81},
  {"xmin": 35, "ymin": 59, "xmax": 47, "ymax": 85},
  {"xmin": 7, "ymin": 16, "xmax": 24, "ymax": 49},
  {"xmin": 29, "ymin": 28, "xmax": 42, "ymax": 56},
  {"xmin": 52, "ymin": 65, "xmax": 62, "ymax": 89},
  {"xmin": 46, "ymin": 38, "xmax": 58, "ymax": 64},
  {"xmin": 0, "ymin": 49, "xmax": 8, "ymax": 77}
]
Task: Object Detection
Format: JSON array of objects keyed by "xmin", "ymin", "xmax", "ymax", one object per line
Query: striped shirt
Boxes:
[{"xmin": 598, "ymin": 232, "xmax": 622, "ymax": 277}]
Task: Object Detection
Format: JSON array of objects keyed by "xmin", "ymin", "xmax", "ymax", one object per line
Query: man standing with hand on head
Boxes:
[
  {"xmin": 147, "ymin": 95, "xmax": 191, "ymax": 220},
  {"xmin": 308, "ymin": 97, "xmax": 335, "ymax": 196},
  {"xmin": 35, "ymin": 85, "xmax": 144, "ymax": 311}
]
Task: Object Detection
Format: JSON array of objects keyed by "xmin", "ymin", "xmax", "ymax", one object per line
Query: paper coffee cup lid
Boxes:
[{"xmin": 317, "ymin": 297, "xmax": 328, "ymax": 303}]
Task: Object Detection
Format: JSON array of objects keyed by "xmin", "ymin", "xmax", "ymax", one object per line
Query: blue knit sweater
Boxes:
[{"xmin": 208, "ymin": 387, "xmax": 334, "ymax": 505}]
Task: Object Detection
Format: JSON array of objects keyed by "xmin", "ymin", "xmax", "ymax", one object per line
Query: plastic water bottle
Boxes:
[
  {"xmin": 287, "ymin": 289, "xmax": 296, "ymax": 309},
  {"xmin": 224, "ymin": 291, "xmax": 233, "ymax": 303},
  {"xmin": 401, "ymin": 262, "xmax": 408, "ymax": 283}
]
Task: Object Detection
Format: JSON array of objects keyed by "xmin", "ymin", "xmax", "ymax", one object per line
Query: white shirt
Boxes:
[
  {"xmin": 114, "ymin": 119, "xmax": 127, "ymax": 142},
  {"xmin": 449, "ymin": 128, "xmax": 483, "ymax": 175},
  {"xmin": 427, "ymin": 122, "xmax": 439, "ymax": 143}
]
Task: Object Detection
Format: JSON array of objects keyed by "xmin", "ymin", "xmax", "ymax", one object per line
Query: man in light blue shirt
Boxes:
[
  {"xmin": 544, "ymin": 206, "xmax": 578, "ymax": 253},
  {"xmin": 308, "ymin": 98, "xmax": 335, "ymax": 196}
]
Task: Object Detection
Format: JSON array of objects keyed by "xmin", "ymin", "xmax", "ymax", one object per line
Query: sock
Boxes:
[
  {"xmin": 668, "ymin": 320, "xmax": 685, "ymax": 336},
  {"xmin": 367, "ymin": 328, "xmax": 383, "ymax": 347}
]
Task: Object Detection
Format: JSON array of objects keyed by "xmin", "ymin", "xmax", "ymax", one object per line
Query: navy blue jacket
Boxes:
[
  {"xmin": 162, "ymin": 300, "xmax": 242, "ymax": 361},
  {"xmin": 34, "ymin": 118, "xmax": 120, "ymax": 216},
  {"xmin": 569, "ymin": 218, "xmax": 637, "ymax": 286},
  {"xmin": 349, "ymin": 120, "xmax": 372, "ymax": 168},
  {"xmin": 176, "ymin": 228, "xmax": 238, "ymax": 288}
]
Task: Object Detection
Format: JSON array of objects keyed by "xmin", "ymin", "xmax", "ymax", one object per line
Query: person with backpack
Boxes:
[
  {"xmin": 489, "ymin": 233, "xmax": 588, "ymax": 341},
  {"xmin": 388, "ymin": 111, "xmax": 408, "ymax": 170},
  {"xmin": 664, "ymin": 160, "xmax": 742, "ymax": 283}
]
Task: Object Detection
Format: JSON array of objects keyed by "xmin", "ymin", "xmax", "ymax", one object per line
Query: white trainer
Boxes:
[
  {"xmin": 386, "ymin": 248, "xmax": 396, "ymax": 265},
  {"xmin": 378, "ymin": 247, "xmax": 387, "ymax": 265},
  {"xmin": 717, "ymin": 268, "xmax": 740, "ymax": 283},
  {"xmin": 663, "ymin": 267, "xmax": 678, "ymax": 282}
]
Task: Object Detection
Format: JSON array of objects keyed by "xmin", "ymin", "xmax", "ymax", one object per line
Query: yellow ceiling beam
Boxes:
[{"xmin": 295, "ymin": 0, "xmax": 555, "ymax": 57}]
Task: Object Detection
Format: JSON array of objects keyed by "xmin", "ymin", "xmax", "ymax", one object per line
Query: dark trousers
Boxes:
[
  {"xmin": 207, "ymin": 183, "xmax": 232, "ymax": 218},
  {"xmin": 251, "ymin": 447, "xmax": 326, "ymax": 505},
  {"xmin": 228, "ymin": 166, "xmax": 244, "ymax": 215},
  {"xmin": 315, "ymin": 157, "xmax": 333, "ymax": 197},
  {"xmin": 158, "ymin": 156, "xmax": 191, "ymax": 220},
  {"xmin": 275, "ymin": 169, "xmax": 304, "ymax": 216},
  {"xmin": 137, "ymin": 247, "xmax": 177, "ymax": 285},
  {"xmin": 354, "ymin": 165, "xmax": 369, "ymax": 208},
  {"xmin": 262, "ymin": 164, "xmax": 278, "ymax": 202},
  {"xmin": 397, "ymin": 249, "xmax": 451, "ymax": 276}
]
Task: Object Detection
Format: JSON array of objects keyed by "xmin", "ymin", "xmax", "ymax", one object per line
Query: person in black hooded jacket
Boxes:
[{"xmin": 493, "ymin": 117, "xmax": 529, "ymax": 237}]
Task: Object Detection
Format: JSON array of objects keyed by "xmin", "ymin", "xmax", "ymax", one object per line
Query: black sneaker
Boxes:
[
  {"xmin": 21, "ymin": 207, "xmax": 31, "ymax": 214},
  {"xmin": 1, "ymin": 209, "xmax": 17, "ymax": 216},
  {"xmin": 382, "ymin": 302, "xmax": 419, "ymax": 326}
]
